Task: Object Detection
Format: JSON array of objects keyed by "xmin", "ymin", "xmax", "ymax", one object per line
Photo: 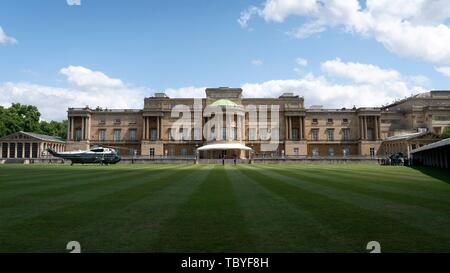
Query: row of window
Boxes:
[
  {"xmin": 91, "ymin": 129, "xmax": 137, "ymax": 142},
  {"xmin": 149, "ymin": 148, "xmax": 196, "ymax": 157},
  {"xmin": 90, "ymin": 128, "xmax": 353, "ymax": 142},
  {"xmin": 292, "ymin": 147, "xmax": 375, "ymax": 157},
  {"xmin": 311, "ymin": 118, "xmax": 349, "ymax": 124},
  {"xmin": 311, "ymin": 128, "xmax": 350, "ymax": 141}
]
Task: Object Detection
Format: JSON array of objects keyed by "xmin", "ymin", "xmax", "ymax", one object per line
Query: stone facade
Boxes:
[
  {"xmin": 65, "ymin": 88, "xmax": 450, "ymax": 159},
  {"xmin": 0, "ymin": 131, "xmax": 66, "ymax": 161}
]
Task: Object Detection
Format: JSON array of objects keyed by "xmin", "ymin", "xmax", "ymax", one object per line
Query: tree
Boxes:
[
  {"xmin": 39, "ymin": 120, "xmax": 68, "ymax": 139},
  {"xmin": 442, "ymin": 124, "xmax": 450, "ymax": 139},
  {"xmin": 0, "ymin": 103, "xmax": 67, "ymax": 139}
]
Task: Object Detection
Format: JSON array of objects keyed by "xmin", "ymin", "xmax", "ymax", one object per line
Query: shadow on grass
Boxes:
[{"xmin": 410, "ymin": 166, "xmax": 450, "ymax": 184}]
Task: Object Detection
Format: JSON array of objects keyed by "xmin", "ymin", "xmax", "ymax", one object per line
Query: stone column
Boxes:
[
  {"xmin": 148, "ymin": 117, "xmax": 151, "ymax": 140},
  {"xmin": 299, "ymin": 117, "xmax": 303, "ymax": 140},
  {"xmin": 70, "ymin": 117, "xmax": 74, "ymax": 140},
  {"xmin": 359, "ymin": 116, "xmax": 364, "ymax": 140},
  {"xmin": 67, "ymin": 117, "xmax": 71, "ymax": 141},
  {"xmin": 374, "ymin": 116, "xmax": 378, "ymax": 141},
  {"xmin": 142, "ymin": 117, "xmax": 145, "ymax": 140},
  {"xmin": 302, "ymin": 117, "xmax": 305, "ymax": 140},
  {"xmin": 285, "ymin": 116, "xmax": 289, "ymax": 141},
  {"xmin": 156, "ymin": 116, "xmax": 160, "ymax": 140},
  {"xmin": 378, "ymin": 116, "xmax": 382, "ymax": 139},
  {"xmin": 364, "ymin": 116, "xmax": 368, "ymax": 140},
  {"xmin": 87, "ymin": 116, "xmax": 91, "ymax": 141},
  {"xmin": 81, "ymin": 117, "xmax": 85, "ymax": 141},
  {"xmin": 288, "ymin": 116, "xmax": 292, "ymax": 140}
]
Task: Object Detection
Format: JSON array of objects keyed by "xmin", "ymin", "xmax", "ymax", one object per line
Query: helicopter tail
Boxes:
[{"xmin": 47, "ymin": 148, "xmax": 60, "ymax": 157}]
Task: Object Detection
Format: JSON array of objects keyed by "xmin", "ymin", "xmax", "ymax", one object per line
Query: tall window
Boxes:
[
  {"xmin": 169, "ymin": 148, "xmax": 176, "ymax": 157},
  {"xmin": 193, "ymin": 128, "xmax": 201, "ymax": 140},
  {"xmin": 233, "ymin": 127, "xmax": 238, "ymax": 140},
  {"xmin": 98, "ymin": 129, "xmax": 106, "ymax": 141},
  {"xmin": 249, "ymin": 128, "xmax": 256, "ymax": 140},
  {"xmin": 211, "ymin": 127, "xmax": 216, "ymax": 140},
  {"xmin": 342, "ymin": 128, "xmax": 350, "ymax": 141},
  {"xmin": 113, "ymin": 129, "xmax": 121, "ymax": 141},
  {"xmin": 129, "ymin": 129, "xmax": 137, "ymax": 141},
  {"xmin": 293, "ymin": 148, "xmax": 299, "ymax": 156},
  {"xmin": 312, "ymin": 148, "xmax": 319, "ymax": 157},
  {"xmin": 181, "ymin": 148, "xmax": 188, "ymax": 157},
  {"xmin": 169, "ymin": 128, "xmax": 175, "ymax": 141},
  {"xmin": 311, "ymin": 129, "xmax": 319, "ymax": 141},
  {"xmin": 292, "ymin": 129, "xmax": 299, "ymax": 140},
  {"xmin": 75, "ymin": 129, "xmax": 82, "ymax": 141},
  {"xmin": 260, "ymin": 128, "xmax": 268, "ymax": 140},
  {"xmin": 222, "ymin": 128, "xmax": 227, "ymax": 140},
  {"xmin": 367, "ymin": 129, "xmax": 374, "ymax": 140},
  {"xmin": 150, "ymin": 129, "xmax": 157, "ymax": 141},
  {"xmin": 149, "ymin": 148, "xmax": 155, "ymax": 157},
  {"xmin": 343, "ymin": 148, "xmax": 350, "ymax": 157},
  {"xmin": 370, "ymin": 147, "xmax": 375, "ymax": 158},
  {"xmin": 328, "ymin": 147, "xmax": 334, "ymax": 156},
  {"xmin": 327, "ymin": 129, "xmax": 334, "ymax": 141}
]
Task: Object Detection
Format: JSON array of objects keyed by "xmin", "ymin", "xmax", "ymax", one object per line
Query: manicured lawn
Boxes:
[{"xmin": 0, "ymin": 163, "xmax": 449, "ymax": 253}]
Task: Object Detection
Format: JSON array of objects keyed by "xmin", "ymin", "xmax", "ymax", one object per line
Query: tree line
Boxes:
[{"xmin": 0, "ymin": 103, "xmax": 67, "ymax": 139}]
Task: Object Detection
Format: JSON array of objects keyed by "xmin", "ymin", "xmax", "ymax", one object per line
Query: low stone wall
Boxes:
[
  {"xmin": 1, "ymin": 157, "xmax": 379, "ymax": 165},
  {"xmin": 252, "ymin": 158, "xmax": 379, "ymax": 164}
]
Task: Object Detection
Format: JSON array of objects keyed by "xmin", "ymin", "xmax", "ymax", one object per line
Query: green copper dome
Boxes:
[{"xmin": 210, "ymin": 99, "xmax": 239, "ymax": 107}]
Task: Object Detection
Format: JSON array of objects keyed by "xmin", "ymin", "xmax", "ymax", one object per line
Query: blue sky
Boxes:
[{"xmin": 1, "ymin": 0, "xmax": 450, "ymax": 120}]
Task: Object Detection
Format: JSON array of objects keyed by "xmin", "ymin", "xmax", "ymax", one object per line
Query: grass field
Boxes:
[{"xmin": 0, "ymin": 163, "xmax": 450, "ymax": 253}]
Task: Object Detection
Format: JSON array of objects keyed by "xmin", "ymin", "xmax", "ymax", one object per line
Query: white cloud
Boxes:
[
  {"xmin": 435, "ymin": 66, "xmax": 450, "ymax": 77},
  {"xmin": 161, "ymin": 59, "xmax": 426, "ymax": 109},
  {"xmin": 60, "ymin": 66, "xmax": 124, "ymax": 90},
  {"xmin": 164, "ymin": 86, "xmax": 206, "ymax": 98},
  {"xmin": 0, "ymin": 61, "xmax": 428, "ymax": 120},
  {"xmin": 238, "ymin": 6, "xmax": 260, "ymax": 28},
  {"xmin": 0, "ymin": 66, "xmax": 147, "ymax": 120},
  {"xmin": 0, "ymin": 26, "xmax": 17, "ymax": 45},
  {"xmin": 251, "ymin": 59, "xmax": 264, "ymax": 66},
  {"xmin": 240, "ymin": 0, "xmax": 450, "ymax": 64},
  {"xmin": 321, "ymin": 58, "xmax": 400, "ymax": 84},
  {"xmin": 66, "ymin": 0, "xmax": 81, "ymax": 6},
  {"xmin": 287, "ymin": 21, "xmax": 326, "ymax": 39},
  {"xmin": 258, "ymin": 0, "xmax": 320, "ymax": 23},
  {"xmin": 241, "ymin": 73, "xmax": 424, "ymax": 109},
  {"xmin": 295, "ymin": 58, "xmax": 308, "ymax": 66}
]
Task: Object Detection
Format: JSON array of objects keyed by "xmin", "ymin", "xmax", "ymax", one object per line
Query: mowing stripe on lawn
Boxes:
[
  {"xmin": 0, "ymin": 165, "xmax": 176, "ymax": 207},
  {"xmin": 239, "ymin": 165, "xmax": 450, "ymax": 252},
  {"xmin": 73, "ymin": 165, "xmax": 214, "ymax": 252},
  {"xmin": 154, "ymin": 165, "xmax": 254, "ymax": 252},
  {"xmin": 251, "ymin": 165, "xmax": 450, "ymax": 237},
  {"xmin": 0, "ymin": 165, "xmax": 183, "ymax": 227},
  {"xmin": 257, "ymin": 165, "xmax": 450, "ymax": 210},
  {"xmin": 0, "ymin": 167, "xmax": 184, "ymax": 226},
  {"xmin": 0, "ymin": 167, "xmax": 198, "ymax": 252},
  {"xmin": 0, "ymin": 164, "xmax": 176, "ymax": 199},
  {"xmin": 226, "ymin": 165, "xmax": 351, "ymax": 252}
]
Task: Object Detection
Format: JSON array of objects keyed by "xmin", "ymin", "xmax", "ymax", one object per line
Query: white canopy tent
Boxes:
[{"xmin": 197, "ymin": 143, "xmax": 253, "ymax": 151}]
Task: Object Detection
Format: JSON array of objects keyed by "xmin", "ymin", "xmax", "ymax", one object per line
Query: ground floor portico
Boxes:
[{"xmin": 0, "ymin": 131, "xmax": 65, "ymax": 161}]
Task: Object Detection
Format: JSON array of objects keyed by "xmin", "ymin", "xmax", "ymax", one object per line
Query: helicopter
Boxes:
[{"xmin": 47, "ymin": 146, "xmax": 121, "ymax": 165}]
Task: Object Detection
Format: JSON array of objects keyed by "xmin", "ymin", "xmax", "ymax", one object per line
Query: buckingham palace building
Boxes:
[{"xmin": 64, "ymin": 87, "xmax": 450, "ymax": 159}]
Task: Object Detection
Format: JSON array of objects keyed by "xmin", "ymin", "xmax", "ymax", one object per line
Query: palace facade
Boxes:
[{"xmin": 65, "ymin": 87, "xmax": 450, "ymax": 159}]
